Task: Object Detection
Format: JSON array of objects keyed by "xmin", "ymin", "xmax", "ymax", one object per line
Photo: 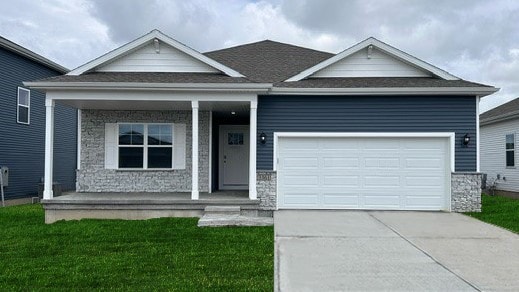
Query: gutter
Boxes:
[
  {"xmin": 269, "ymin": 86, "xmax": 499, "ymax": 97},
  {"xmin": 23, "ymin": 81, "xmax": 273, "ymax": 92}
]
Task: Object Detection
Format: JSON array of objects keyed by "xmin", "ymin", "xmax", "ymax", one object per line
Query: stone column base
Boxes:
[{"xmin": 451, "ymin": 172, "xmax": 482, "ymax": 212}]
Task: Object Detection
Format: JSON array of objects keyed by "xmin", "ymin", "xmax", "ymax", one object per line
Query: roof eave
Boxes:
[
  {"xmin": 480, "ymin": 111, "xmax": 519, "ymax": 126},
  {"xmin": 23, "ymin": 81, "xmax": 272, "ymax": 92},
  {"xmin": 269, "ymin": 86, "xmax": 499, "ymax": 96},
  {"xmin": 0, "ymin": 37, "xmax": 68, "ymax": 74}
]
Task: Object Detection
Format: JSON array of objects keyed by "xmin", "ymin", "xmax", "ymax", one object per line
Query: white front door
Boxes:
[{"xmin": 219, "ymin": 125, "xmax": 249, "ymax": 190}]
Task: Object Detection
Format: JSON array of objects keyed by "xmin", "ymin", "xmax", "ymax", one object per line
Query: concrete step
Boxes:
[
  {"xmin": 204, "ymin": 205, "xmax": 241, "ymax": 216},
  {"xmin": 197, "ymin": 213, "xmax": 273, "ymax": 227}
]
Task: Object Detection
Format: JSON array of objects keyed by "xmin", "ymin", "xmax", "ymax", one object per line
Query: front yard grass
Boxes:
[
  {"xmin": 0, "ymin": 204, "xmax": 273, "ymax": 291},
  {"xmin": 465, "ymin": 193, "xmax": 519, "ymax": 234}
]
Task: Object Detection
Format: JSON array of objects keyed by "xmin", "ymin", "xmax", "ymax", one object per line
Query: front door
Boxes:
[{"xmin": 219, "ymin": 125, "xmax": 249, "ymax": 190}]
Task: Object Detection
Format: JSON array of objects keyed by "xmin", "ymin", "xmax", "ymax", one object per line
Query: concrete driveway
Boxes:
[{"xmin": 275, "ymin": 210, "xmax": 519, "ymax": 291}]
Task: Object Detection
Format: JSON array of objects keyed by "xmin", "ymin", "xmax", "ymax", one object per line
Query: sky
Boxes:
[{"xmin": 1, "ymin": 0, "xmax": 518, "ymax": 112}]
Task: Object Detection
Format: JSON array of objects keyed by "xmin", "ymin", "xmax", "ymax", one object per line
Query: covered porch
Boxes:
[{"xmin": 35, "ymin": 86, "xmax": 270, "ymax": 222}]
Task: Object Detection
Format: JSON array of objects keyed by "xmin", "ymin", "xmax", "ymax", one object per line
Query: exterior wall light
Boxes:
[
  {"xmin": 260, "ymin": 132, "xmax": 267, "ymax": 144},
  {"xmin": 463, "ymin": 134, "xmax": 470, "ymax": 146}
]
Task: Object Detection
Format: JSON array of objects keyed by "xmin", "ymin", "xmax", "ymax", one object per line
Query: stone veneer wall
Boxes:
[
  {"xmin": 451, "ymin": 172, "xmax": 482, "ymax": 212},
  {"xmin": 257, "ymin": 171, "xmax": 277, "ymax": 210},
  {"xmin": 77, "ymin": 110, "xmax": 210, "ymax": 192}
]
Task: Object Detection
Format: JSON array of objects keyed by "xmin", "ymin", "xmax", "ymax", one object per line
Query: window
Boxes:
[
  {"xmin": 118, "ymin": 123, "xmax": 173, "ymax": 169},
  {"xmin": 17, "ymin": 87, "xmax": 30, "ymax": 124},
  {"xmin": 506, "ymin": 134, "xmax": 515, "ymax": 167}
]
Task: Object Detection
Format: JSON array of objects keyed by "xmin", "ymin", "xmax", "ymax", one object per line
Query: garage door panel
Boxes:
[
  {"xmin": 282, "ymin": 192, "xmax": 320, "ymax": 206},
  {"xmin": 322, "ymin": 194, "xmax": 360, "ymax": 207},
  {"xmin": 282, "ymin": 157, "xmax": 319, "ymax": 169},
  {"xmin": 322, "ymin": 157, "xmax": 360, "ymax": 169},
  {"xmin": 323, "ymin": 175, "xmax": 359, "ymax": 186},
  {"xmin": 364, "ymin": 157, "xmax": 400, "ymax": 169},
  {"xmin": 277, "ymin": 136, "xmax": 450, "ymax": 210},
  {"xmin": 364, "ymin": 175, "xmax": 401, "ymax": 187},
  {"xmin": 282, "ymin": 175, "xmax": 319, "ymax": 186},
  {"xmin": 364, "ymin": 195, "xmax": 400, "ymax": 208},
  {"xmin": 405, "ymin": 158, "xmax": 442, "ymax": 169}
]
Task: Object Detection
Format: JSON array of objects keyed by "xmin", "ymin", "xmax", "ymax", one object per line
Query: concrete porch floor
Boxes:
[{"xmin": 42, "ymin": 191, "xmax": 262, "ymax": 224}]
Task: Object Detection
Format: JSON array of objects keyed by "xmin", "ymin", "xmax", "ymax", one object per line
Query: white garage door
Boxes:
[{"xmin": 277, "ymin": 136, "xmax": 451, "ymax": 210}]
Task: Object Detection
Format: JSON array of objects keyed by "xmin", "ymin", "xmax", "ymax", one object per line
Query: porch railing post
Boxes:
[{"xmin": 191, "ymin": 100, "xmax": 199, "ymax": 200}]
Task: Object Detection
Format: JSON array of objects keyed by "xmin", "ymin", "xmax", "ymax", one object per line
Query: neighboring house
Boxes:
[
  {"xmin": 480, "ymin": 97, "xmax": 519, "ymax": 194},
  {"xmin": 25, "ymin": 30, "xmax": 497, "ymax": 222},
  {"xmin": 0, "ymin": 36, "xmax": 77, "ymax": 205}
]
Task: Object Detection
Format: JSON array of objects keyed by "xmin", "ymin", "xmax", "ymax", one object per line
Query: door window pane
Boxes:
[
  {"xmin": 148, "ymin": 148, "xmax": 172, "ymax": 168},
  {"xmin": 228, "ymin": 133, "xmax": 244, "ymax": 145}
]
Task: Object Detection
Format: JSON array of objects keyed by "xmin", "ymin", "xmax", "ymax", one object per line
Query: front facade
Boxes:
[
  {"xmin": 26, "ymin": 30, "xmax": 497, "ymax": 221},
  {"xmin": 480, "ymin": 98, "xmax": 519, "ymax": 194},
  {"xmin": 0, "ymin": 36, "xmax": 77, "ymax": 204}
]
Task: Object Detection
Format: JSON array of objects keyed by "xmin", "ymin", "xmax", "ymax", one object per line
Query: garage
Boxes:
[{"xmin": 276, "ymin": 134, "xmax": 453, "ymax": 211}]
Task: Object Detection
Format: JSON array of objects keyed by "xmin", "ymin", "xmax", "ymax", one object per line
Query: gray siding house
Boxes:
[
  {"xmin": 0, "ymin": 36, "xmax": 77, "ymax": 204},
  {"xmin": 480, "ymin": 98, "xmax": 519, "ymax": 195},
  {"xmin": 25, "ymin": 30, "xmax": 497, "ymax": 223}
]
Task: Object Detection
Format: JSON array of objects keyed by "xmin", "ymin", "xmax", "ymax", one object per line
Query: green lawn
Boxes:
[
  {"xmin": 0, "ymin": 204, "xmax": 273, "ymax": 291},
  {"xmin": 465, "ymin": 194, "xmax": 519, "ymax": 234}
]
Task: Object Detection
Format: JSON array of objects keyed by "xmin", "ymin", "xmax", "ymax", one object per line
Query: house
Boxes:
[
  {"xmin": 480, "ymin": 97, "xmax": 519, "ymax": 197},
  {"xmin": 0, "ymin": 36, "xmax": 77, "ymax": 205},
  {"xmin": 25, "ymin": 30, "xmax": 498, "ymax": 223}
]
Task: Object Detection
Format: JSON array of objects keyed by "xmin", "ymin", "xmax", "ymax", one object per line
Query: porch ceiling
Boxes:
[{"xmin": 57, "ymin": 99, "xmax": 251, "ymax": 111}]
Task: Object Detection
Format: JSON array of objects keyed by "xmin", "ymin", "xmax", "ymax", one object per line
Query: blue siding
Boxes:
[
  {"xmin": 257, "ymin": 95, "xmax": 476, "ymax": 171},
  {"xmin": 0, "ymin": 47, "xmax": 77, "ymax": 199}
]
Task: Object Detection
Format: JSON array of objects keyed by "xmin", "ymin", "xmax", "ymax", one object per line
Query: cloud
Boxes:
[{"xmin": 0, "ymin": 0, "xmax": 518, "ymax": 111}]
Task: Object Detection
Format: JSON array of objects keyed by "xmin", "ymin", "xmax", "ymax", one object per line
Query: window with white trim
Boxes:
[
  {"xmin": 17, "ymin": 87, "xmax": 30, "ymax": 124},
  {"xmin": 506, "ymin": 134, "xmax": 515, "ymax": 167},
  {"xmin": 118, "ymin": 123, "xmax": 173, "ymax": 169}
]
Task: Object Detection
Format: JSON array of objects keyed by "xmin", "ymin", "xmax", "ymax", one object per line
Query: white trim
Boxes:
[
  {"xmin": 67, "ymin": 30, "xmax": 244, "ymax": 77},
  {"xmin": 191, "ymin": 100, "xmax": 199, "ymax": 200},
  {"xmin": 249, "ymin": 100, "xmax": 258, "ymax": 200},
  {"xmin": 274, "ymin": 131, "xmax": 455, "ymax": 212},
  {"xmin": 476, "ymin": 96, "xmax": 480, "ymax": 172},
  {"xmin": 273, "ymin": 132, "xmax": 456, "ymax": 173},
  {"xmin": 285, "ymin": 37, "xmax": 460, "ymax": 81},
  {"xmin": 77, "ymin": 109, "xmax": 81, "ymax": 170},
  {"xmin": 208, "ymin": 110, "xmax": 212, "ymax": 193},
  {"xmin": 16, "ymin": 87, "xmax": 30, "ymax": 125},
  {"xmin": 24, "ymin": 81, "xmax": 272, "ymax": 91},
  {"xmin": 43, "ymin": 98, "xmax": 55, "ymax": 199},
  {"xmin": 269, "ymin": 86, "xmax": 499, "ymax": 97}
]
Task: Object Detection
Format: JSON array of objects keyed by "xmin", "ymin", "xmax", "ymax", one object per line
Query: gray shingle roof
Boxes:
[
  {"xmin": 204, "ymin": 40, "xmax": 334, "ymax": 83},
  {"xmin": 480, "ymin": 97, "xmax": 519, "ymax": 124},
  {"xmin": 36, "ymin": 72, "xmax": 253, "ymax": 83},
  {"xmin": 274, "ymin": 77, "xmax": 492, "ymax": 88}
]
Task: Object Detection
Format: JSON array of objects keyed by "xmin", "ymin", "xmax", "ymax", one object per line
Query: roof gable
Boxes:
[
  {"xmin": 68, "ymin": 30, "xmax": 243, "ymax": 77},
  {"xmin": 205, "ymin": 40, "xmax": 333, "ymax": 82},
  {"xmin": 286, "ymin": 37, "xmax": 459, "ymax": 81}
]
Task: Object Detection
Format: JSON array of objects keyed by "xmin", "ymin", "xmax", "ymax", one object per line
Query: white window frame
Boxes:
[
  {"xmin": 117, "ymin": 123, "xmax": 174, "ymax": 170},
  {"xmin": 17, "ymin": 87, "xmax": 30, "ymax": 125},
  {"xmin": 506, "ymin": 133, "xmax": 515, "ymax": 168}
]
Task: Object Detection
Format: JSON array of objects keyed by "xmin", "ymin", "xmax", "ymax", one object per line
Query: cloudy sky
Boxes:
[{"xmin": 1, "ymin": 0, "xmax": 518, "ymax": 112}]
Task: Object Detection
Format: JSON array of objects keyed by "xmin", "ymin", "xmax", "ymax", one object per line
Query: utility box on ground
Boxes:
[{"xmin": 0, "ymin": 167, "xmax": 8, "ymax": 187}]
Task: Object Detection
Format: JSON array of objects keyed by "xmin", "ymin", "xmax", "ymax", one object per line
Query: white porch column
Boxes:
[
  {"xmin": 191, "ymin": 100, "xmax": 199, "ymax": 200},
  {"xmin": 43, "ymin": 98, "xmax": 55, "ymax": 200},
  {"xmin": 249, "ymin": 100, "xmax": 258, "ymax": 200}
]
